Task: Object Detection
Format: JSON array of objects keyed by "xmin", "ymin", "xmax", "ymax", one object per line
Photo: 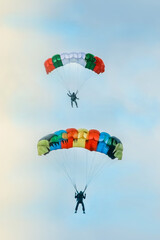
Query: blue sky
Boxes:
[{"xmin": 0, "ymin": 0, "xmax": 160, "ymax": 239}]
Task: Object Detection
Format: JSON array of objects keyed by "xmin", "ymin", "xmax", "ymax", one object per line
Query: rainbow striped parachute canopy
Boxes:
[
  {"xmin": 37, "ymin": 128, "xmax": 123, "ymax": 160},
  {"xmin": 44, "ymin": 52, "xmax": 105, "ymax": 74}
]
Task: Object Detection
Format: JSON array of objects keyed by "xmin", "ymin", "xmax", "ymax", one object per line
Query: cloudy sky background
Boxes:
[{"xmin": 0, "ymin": 0, "xmax": 160, "ymax": 239}]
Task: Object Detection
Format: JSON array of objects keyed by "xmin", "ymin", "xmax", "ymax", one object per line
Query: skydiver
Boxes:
[
  {"xmin": 75, "ymin": 191, "xmax": 86, "ymax": 213},
  {"xmin": 67, "ymin": 91, "xmax": 79, "ymax": 108}
]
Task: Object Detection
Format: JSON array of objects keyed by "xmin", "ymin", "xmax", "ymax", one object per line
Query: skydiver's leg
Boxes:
[
  {"xmin": 75, "ymin": 100, "xmax": 78, "ymax": 108},
  {"xmin": 75, "ymin": 202, "xmax": 79, "ymax": 213},
  {"xmin": 81, "ymin": 202, "xmax": 85, "ymax": 213},
  {"xmin": 71, "ymin": 101, "xmax": 73, "ymax": 108}
]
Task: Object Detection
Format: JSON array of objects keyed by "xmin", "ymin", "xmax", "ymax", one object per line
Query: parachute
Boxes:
[
  {"xmin": 44, "ymin": 52, "xmax": 105, "ymax": 92},
  {"xmin": 44, "ymin": 53, "xmax": 105, "ymax": 75},
  {"xmin": 38, "ymin": 128, "xmax": 123, "ymax": 160},
  {"xmin": 37, "ymin": 128, "xmax": 123, "ymax": 191}
]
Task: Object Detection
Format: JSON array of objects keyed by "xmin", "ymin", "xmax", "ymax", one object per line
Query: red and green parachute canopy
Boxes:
[{"xmin": 44, "ymin": 52, "xmax": 105, "ymax": 75}]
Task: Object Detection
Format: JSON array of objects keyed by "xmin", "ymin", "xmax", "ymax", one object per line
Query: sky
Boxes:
[{"xmin": 0, "ymin": 0, "xmax": 160, "ymax": 239}]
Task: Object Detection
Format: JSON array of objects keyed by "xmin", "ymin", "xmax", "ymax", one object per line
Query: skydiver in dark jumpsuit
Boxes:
[
  {"xmin": 75, "ymin": 191, "xmax": 86, "ymax": 213},
  {"xmin": 67, "ymin": 91, "xmax": 79, "ymax": 108}
]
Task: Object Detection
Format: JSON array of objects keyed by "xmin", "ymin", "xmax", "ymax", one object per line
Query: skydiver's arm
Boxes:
[
  {"xmin": 67, "ymin": 91, "xmax": 72, "ymax": 96},
  {"xmin": 83, "ymin": 194, "xmax": 86, "ymax": 199},
  {"xmin": 75, "ymin": 91, "xmax": 79, "ymax": 99}
]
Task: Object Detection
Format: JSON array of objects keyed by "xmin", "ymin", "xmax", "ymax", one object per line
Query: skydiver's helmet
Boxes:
[
  {"xmin": 80, "ymin": 191, "xmax": 83, "ymax": 195},
  {"xmin": 73, "ymin": 92, "xmax": 76, "ymax": 96}
]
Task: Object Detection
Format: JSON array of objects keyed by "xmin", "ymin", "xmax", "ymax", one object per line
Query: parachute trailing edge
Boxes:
[
  {"xmin": 37, "ymin": 128, "xmax": 123, "ymax": 160},
  {"xmin": 44, "ymin": 52, "xmax": 105, "ymax": 74}
]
